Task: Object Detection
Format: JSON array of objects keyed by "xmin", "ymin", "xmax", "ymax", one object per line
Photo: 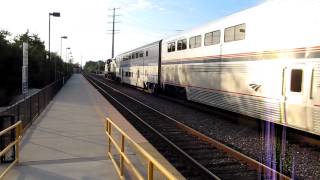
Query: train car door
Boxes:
[
  {"xmin": 121, "ymin": 68, "xmax": 123, "ymax": 81},
  {"xmin": 137, "ymin": 69, "xmax": 140, "ymax": 87},
  {"xmin": 284, "ymin": 65, "xmax": 312, "ymax": 129}
]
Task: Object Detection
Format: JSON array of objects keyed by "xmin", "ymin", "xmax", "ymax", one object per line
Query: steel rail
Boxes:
[
  {"xmin": 84, "ymin": 73, "xmax": 220, "ymax": 180},
  {"xmin": 85, "ymin": 73, "xmax": 291, "ymax": 179}
]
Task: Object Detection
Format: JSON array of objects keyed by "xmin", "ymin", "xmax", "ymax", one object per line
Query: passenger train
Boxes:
[{"xmin": 105, "ymin": 0, "xmax": 320, "ymax": 136}]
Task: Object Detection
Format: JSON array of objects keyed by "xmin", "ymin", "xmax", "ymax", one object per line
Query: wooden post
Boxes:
[
  {"xmin": 148, "ymin": 161, "xmax": 154, "ymax": 180},
  {"xmin": 15, "ymin": 123, "xmax": 21, "ymax": 164},
  {"xmin": 120, "ymin": 135, "xmax": 125, "ymax": 176},
  {"xmin": 108, "ymin": 121, "xmax": 112, "ymax": 153}
]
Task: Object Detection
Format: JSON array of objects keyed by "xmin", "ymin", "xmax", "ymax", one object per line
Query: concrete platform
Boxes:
[{"xmin": 5, "ymin": 74, "xmax": 184, "ymax": 180}]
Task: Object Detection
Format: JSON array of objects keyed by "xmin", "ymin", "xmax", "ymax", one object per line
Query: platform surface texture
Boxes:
[{"xmin": 5, "ymin": 74, "xmax": 118, "ymax": 180}]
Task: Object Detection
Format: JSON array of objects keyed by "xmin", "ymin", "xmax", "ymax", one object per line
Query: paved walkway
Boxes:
[{"xmin": 6, "ymin": 74, "xmax": 118, "ymax": 180}]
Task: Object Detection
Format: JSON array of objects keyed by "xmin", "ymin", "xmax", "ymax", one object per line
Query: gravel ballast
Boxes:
[{"xmin": 95, "ymin": 76, "xmax": 320, "ymax": 179}]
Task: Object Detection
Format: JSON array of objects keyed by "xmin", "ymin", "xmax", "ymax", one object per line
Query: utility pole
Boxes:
[
  {"xmin": 111, "ymin": 8, "xmax": 115, "ymax": 58},
  {"xmin": 108, "ymin": 8, "xmax": 120, "ymax": 58}
]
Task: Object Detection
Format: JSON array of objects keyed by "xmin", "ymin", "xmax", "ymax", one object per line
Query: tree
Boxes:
[
  {"xmin": 0, "ymin": 30, "xmax": 72, "ymax": 106},
  {"xmin": 0, "ymin": 30, "xmax": 21, "ymax": 105},
  {"xmin": 84, "ymin": 60, "xmax": 105, "ymax": 73}
]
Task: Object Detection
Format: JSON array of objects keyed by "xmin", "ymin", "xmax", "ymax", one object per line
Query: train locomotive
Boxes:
[{"xmin": 105, "ymin": 0, "xmax": 320, "ymax": 136}]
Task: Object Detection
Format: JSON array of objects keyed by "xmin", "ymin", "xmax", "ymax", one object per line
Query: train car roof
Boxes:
[
  {"xmin": 162, "ymin": 1, "xmax": 267, "ymax": 42},
  {"xmin": 115, "ymin": 40, "xmax": 161, "ymax": 57},
  {"xmin": 162, "ymin": 0, "xmax": 314, "ymax": 42}
]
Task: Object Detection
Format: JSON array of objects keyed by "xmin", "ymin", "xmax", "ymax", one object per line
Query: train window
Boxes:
[
  {"xmin": 224, "ymin": 23, "xmax": 246, "ymax": 42},
  {"xmin": 171, "ymin": 42, "xmax": 176, "ymax": 51},
  {"xmin": 204, "ymin": 32, "xmax": 213, "ymax": 46},
  {"xmin": 224, "ymin": 26, "xmax": 235, "ymax": 42},
  {"xmin": 136, "ymin": 52, "xmax": 139, "ymax": 58},
  {"xmin": 146, "ymin": 50, "xmax": 149, "ymax": 56},
  {"xmin": 290, "ymin": 69, "xmax": 303, "ymax": 93},
  {"xmin": 205, "ymin": 30, "xmax": 220, "ymax": 46},
  {"xmin": 189, "ymin": 35, "xmax": 201, "ymax": 49},
  {"xmin": 128, "ymin": 55, "xmax": 131, "ymax": 60},
  {"xmin": 189, "ymin": 37, "xmax": 195, "ymax": 49},
  {"xmin": 139, "ymin": 52, "xmax": 143, "ymax": 57},
  {"xmin": 235, "ymin": 24, "xmax": 246, "ymax": 41},
  {"xmin": 195, "ymin": 35, "xmax": 201, "ymax": 47},
  {"xmin": 167, "ymin": 42, "xmax": 176, "ymax": 52},
  {"xmin": 177, "ymin": 39, "xmax": 187, "ymax": 51}
]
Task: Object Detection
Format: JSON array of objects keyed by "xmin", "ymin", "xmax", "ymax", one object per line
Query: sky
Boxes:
[{"xmin": 0, "ymin": 0, "xmax": 263, "ymax": 65}]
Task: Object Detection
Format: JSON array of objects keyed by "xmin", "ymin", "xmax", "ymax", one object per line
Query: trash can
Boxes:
[{"xmin": 0, "ymin": 115, "xmax": 16, "ymax": 163}]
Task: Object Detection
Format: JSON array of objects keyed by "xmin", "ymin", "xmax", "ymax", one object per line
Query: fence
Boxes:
[
  {"xmin": 0, "ymin": 120, "xmax": 22, "ymax": 179},
  {"xmin": 0, "ymin": 75, "xmax": 71, "ymax": 131},
  {"xmin": 105, "ymin": 117, "xmax": 177, "ymax": 180}
]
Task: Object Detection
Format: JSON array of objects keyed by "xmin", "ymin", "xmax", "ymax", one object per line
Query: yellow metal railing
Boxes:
[
  {"xmin": 0, "ymin": 121, "xmax": 22, "ymax": 179},
  {"xmin": 105, "ymin": 118, "xmax": 177, "ymax": 180}
]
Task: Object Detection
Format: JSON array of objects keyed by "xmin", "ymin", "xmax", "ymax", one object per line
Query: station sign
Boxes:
[
  {"xmin": 23, "ymin": 42, "xmax": 28, "ymax": 66},
  {"xmin": 22, "ymin": 42, "xmax": 28, "ymax": 95}
]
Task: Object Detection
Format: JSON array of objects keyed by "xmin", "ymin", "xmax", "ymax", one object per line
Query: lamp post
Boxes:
[
  {"xmin": 60, "ymin": 36, "xmax": 68, "ymax": 58},
  {"xmin": 58, "ymin": 36, "xmax": 67, "ymax": 80},
  {"xmin": 69, "ymin": 55, "xmax": 73, "ymax": 63},
  {"xmin": 66, "ymin": 47, "xmax": 70, "ymax": 73},
  {"xmin": 66, "ymin": 47, "xmax": 70, "ymax": 63},
  {"xmin": 68, "ymin": 52, "xmax": 72, "ymax": 63},
  {"xmin": 69, "ymin": 53, "xmax": 73, "ymax": 73},
  {"xmin": 49, "ymin": 12, "xmax": 60, "ymax": 81}
]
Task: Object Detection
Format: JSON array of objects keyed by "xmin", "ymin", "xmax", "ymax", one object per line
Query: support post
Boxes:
[
  {"xmin": 148, "ymin": 161, "xmax": 154, "ymax": 180},
  {"xmin": 108, "ymin": 122, "xmax": 112, "ymax": 153},
  {"xmin": 120, "ymin": 135, "xmax": 125, "ymax": 176},
  {"xmin": 15, "ymin": 123, "xmax": 21, "ymax": 164}
]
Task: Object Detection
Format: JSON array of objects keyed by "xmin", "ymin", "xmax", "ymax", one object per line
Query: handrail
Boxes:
[
  {"xmin": 0, "ymin": 75, "xmax": 70, "ymax": 114},
  {"xmin": 0, "ymin": 121, "xmax": 22, "ymax": 179},
  {"xmin": 105, "ymin": 117, "xmax": 178, "ymax": 180}
]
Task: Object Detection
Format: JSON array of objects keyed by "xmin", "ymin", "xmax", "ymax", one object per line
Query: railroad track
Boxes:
[{"xmin": 84, "ymin": 73, "xmax": 290, "ymax": 180}]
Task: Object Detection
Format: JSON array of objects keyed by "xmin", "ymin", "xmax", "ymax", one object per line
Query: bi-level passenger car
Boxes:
[{"xmin": 107, "ymin": 0, "xmax": 320, "ymax": 135}]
